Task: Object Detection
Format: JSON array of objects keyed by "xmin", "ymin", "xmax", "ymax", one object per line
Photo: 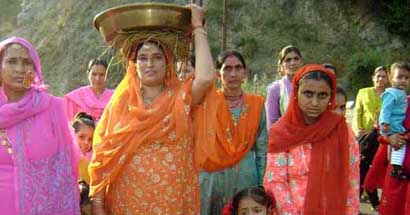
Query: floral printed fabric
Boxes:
[
  {"xmin": 264, "ymin": 130, "xmax": 360, "ymax": 215},
  {"xmin": 105, "ymin": 135, "xmax": 199, "ymax": 215},
  {"xmin": 200, "ymin": 107, "xmax": 268, "ymax": 215}
]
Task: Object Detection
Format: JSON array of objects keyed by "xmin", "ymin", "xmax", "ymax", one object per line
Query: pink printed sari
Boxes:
[{"xmin": 0, "ymin": 37, "xmax": 80, "ymax": 215}]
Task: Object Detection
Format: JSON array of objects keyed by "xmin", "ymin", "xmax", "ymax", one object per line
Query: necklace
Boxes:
[
  {"xmin": 0, "ymin": 129, "xmax": 12, "ymax": 154},
  {"xmin": 224, "ymin": 92, "xmax": 243, "ymax": 109},
  {"xmin": 143, "ymin": 96, "xmax": 155, "ymax": 105},
  {"xmin": 141, "ymin": 85, "xmax": 164, "ymax": 105}
]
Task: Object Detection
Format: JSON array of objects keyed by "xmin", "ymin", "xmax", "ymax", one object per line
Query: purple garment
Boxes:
[
  {"xmin": 0, "ymin": 89, "xmax": 81, "ymax": 215},
  {"xmin": 265, "ymin": 77, "xmax": 292, "ymax": 129}
]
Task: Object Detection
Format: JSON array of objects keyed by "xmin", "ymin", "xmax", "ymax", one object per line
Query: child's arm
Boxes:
[
  {"xmin": 379, "ymin": 92, "xmax": 395, "ymax": 136},
  {"xmin": 381, "ymin": 124, "xmax": 391, "ymax": 135}
]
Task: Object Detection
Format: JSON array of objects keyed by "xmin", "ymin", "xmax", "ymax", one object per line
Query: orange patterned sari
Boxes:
[{"xmin": 88, "ymin": 40, "xmax": 217, "ymax": 214}]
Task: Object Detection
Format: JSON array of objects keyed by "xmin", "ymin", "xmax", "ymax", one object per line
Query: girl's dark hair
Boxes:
[
  {"xmin": 79, "ymin": 180, "xmax": 90, "ymax": 205},
  {"xmin": 231, "ymin": 186, "xmax": 275, "ymax": 215},
  {"xmin": 298, "ymin": 70, "xmax": 333, "ymax": 90},
  {"xmin": 336, "ymin": 85, "xmax": 347, "ymax": 101},
  {"xmin": 323, "ymin": 63, "xmax": 336, "ymax": 73},
  {"xmin": 72, "ymin": 112, "xmax": 95, "ymax": 133},
  {"xmin": 216, "ymin": 50, "xmax": 246, "ymax": 70},
  {"xmin": 87, "ymin": 58, "xmax": 108, "ymax": 73}
]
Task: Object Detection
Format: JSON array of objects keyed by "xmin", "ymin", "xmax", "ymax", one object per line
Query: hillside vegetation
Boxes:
[{"xmin": 1, "ymin": 0, "xmax": 409, "ymax": 97}]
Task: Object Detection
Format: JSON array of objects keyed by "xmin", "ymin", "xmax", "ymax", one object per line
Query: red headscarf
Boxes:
[{"xmin": 268, "ymin": 64, "xmax": 349, "ymax": 215}]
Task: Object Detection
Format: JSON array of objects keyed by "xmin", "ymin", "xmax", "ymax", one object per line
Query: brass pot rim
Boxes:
[{"xmin": 93, "ymin": 3, "xmax": 191, "ymax": 33}]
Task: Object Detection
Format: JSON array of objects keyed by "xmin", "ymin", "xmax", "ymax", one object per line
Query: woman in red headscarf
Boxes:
[{"xmin": 263, "ymin": 64, "xmax": 359, "ymax": 215}]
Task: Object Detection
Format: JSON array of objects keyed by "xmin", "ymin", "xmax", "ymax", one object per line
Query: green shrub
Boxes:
[
  {"xmin": 342, "ymin": 49, "xmax": 386, "ymax": 99},
  {"xmin": 381, "ymin": 0, "xmax": 410, "ymax": 39}
]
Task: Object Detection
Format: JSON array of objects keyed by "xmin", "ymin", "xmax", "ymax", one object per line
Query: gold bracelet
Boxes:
[
  {"xmin": 192, "ymin": 24, "xmax": 204, "ymax": 29},
  {"xmin": 91, "ymin": 198, "xmax": 104, "ymax": 204},
  {"xmin": 193, "ymin": 27, "xmax": 207, "ymax": 36}
]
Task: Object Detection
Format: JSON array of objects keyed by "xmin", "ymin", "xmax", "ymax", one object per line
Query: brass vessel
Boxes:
[{"xmin": 94, "ymin": 3, "xmax": 192, "ymax": 46}]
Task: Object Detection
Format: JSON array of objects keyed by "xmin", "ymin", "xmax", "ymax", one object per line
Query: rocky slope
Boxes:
[{"xmin": 0, "ymin": 0, "xmax": 408, "ymax": 95}]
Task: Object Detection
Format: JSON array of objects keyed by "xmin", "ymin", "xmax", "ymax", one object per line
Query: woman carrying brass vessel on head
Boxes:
[{"xmin": 89, "ymin": 4, "xmax": 216, "ymax": 215}]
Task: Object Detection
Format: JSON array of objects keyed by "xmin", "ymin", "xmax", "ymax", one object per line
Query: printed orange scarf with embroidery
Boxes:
[
  {"xmin": 88, "ymin": 40, "xmax": 217, "ymax": 196},
  {"xmin": 201, "ymin": 90, "xmax": 264, "ymax": 171}
]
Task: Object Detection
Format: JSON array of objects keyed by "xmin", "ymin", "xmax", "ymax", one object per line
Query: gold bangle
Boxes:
[
  {"xmin": 193, "ymin": 27, "xmax": 207, "ymax": 36},
  {"xmin": 91, "ymin": 198, "xmax": 104, "ymax": 204},
  {"xmin": 192, "ymin": 24, "xmax": 204, "ymax": 29}
]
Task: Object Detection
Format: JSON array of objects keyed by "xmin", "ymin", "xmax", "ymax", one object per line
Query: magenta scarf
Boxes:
[{"xmin": 0, "ymin": 89, "xmax": 49, "ymax": 126}]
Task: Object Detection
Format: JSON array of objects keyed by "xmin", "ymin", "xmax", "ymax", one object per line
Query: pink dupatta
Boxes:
[
  {"xmin": 64, "ymin": 86, "xmax": 113, "ymax": 121},
  {"xmin": 0, "ymin": 37, "xmax": 80, "ymax": 214}
]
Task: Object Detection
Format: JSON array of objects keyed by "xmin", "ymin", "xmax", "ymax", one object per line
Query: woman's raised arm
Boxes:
[{"xmin": 188, "ymin": 4, "xmax": 215, "ymax": 105}]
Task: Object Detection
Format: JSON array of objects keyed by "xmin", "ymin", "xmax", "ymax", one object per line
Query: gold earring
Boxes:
[
  {"xmin": 166, "ymin": 67, "xmax": 171, "ymax": 79},
  {"xmin": 23, "ymin": 71, "xmax": 34, "ymax": 89}
]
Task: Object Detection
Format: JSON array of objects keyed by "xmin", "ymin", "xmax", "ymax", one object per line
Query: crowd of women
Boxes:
[{"xmin": 0, "ymin": 3, "xmax": 409, "ymax": 215}]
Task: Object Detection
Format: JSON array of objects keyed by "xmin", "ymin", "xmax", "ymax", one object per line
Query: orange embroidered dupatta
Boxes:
[{"xmin": 199, "ymin": 90, "xmax": 264, "ymax": 171}]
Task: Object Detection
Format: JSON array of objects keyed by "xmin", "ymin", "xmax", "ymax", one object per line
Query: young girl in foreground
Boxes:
[
  {"xmin": 222, "ymin": 186, "xmax": 276, "ymax": 215},
  {"xmin": 72, "ymin": 112, "xmax": 95, "ymax": 215},
  {"xmin": 72, "ymin": 112, "xmax": 95, "ymax": 183}
]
